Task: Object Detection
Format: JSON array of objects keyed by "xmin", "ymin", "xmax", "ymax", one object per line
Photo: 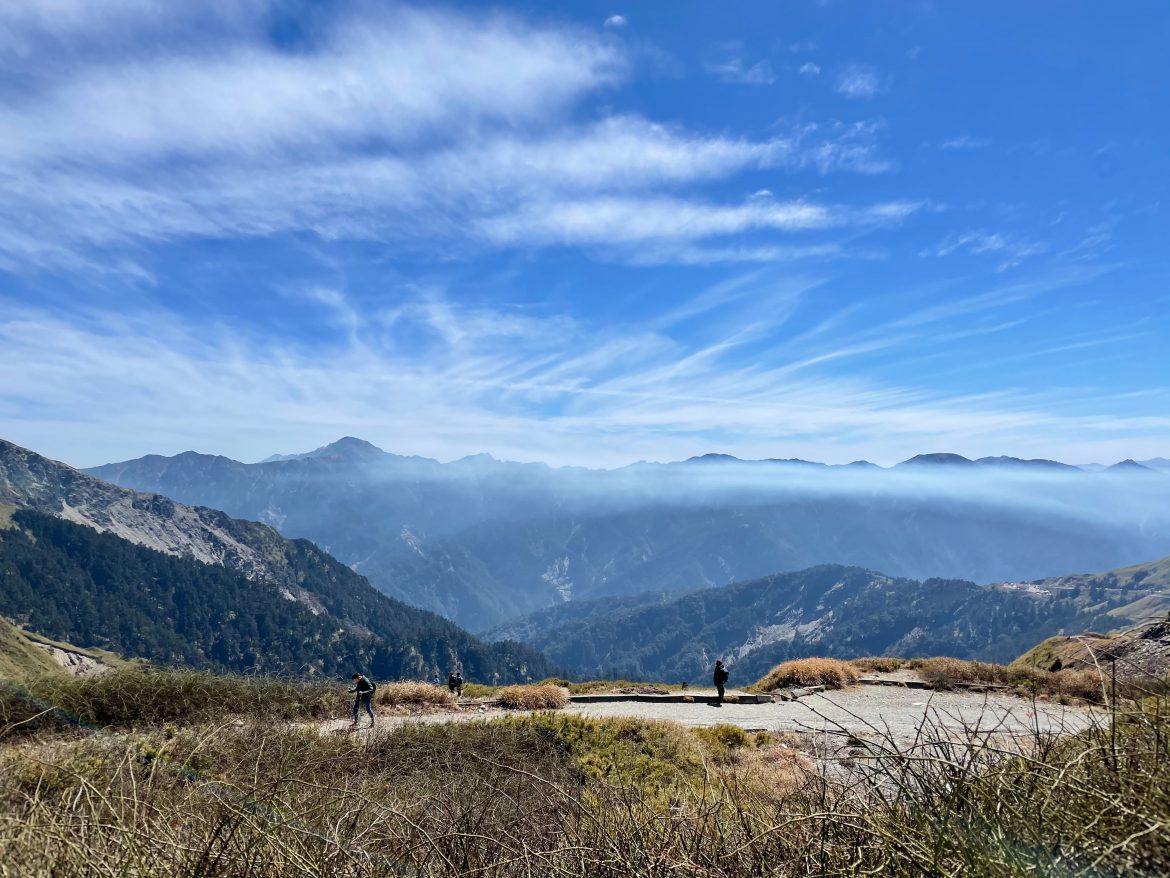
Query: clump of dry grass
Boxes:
[
  {"xmin": 755, "ymin": 658, "xmax": 860, "ymax": 692},
  {"xmin": 908, "ymin": 657, "xmax": 1106, "ymax": 703},
  {"xmin": 374, "ymin": 682, "xmax": 456, "ymax": 709},
  {"xmin": 849, "ymin": 656, "xmax": 908, "ymax": 673},
  {"xmin": 495, "ymin": 684, "xmax": 569, "ymax": 710}
]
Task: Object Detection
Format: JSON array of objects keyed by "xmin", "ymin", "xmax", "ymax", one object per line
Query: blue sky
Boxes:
[{"xmin": 0, "ymin": 1, "xmax": 1167, "ymax": 468}]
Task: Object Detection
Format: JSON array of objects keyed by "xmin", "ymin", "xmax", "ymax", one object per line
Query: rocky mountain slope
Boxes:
[
  {"xmin": 488, "ymin": 555, "xmax": 1170, "ymax": 684},
  {"xmin": 85, "ymin": 438, "xmax": 1170, "ymax": 631},
  {"xmin": 0, "ymin": 440, "xmax": 552, "ymax": 682}
]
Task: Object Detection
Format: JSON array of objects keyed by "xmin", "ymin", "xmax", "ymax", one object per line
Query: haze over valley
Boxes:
[{"xmin": 86, "ymin": 438, "xmax": 1170, "ymax": 633}]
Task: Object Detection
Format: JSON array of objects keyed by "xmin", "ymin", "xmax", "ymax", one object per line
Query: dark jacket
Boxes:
[
  {"xmin": 713, "ymin": 666, "xmax": 729, "ymax": 686},
  {"xmin": 350, "ymin": 675, "xmax": 375, "ymax": 697}
]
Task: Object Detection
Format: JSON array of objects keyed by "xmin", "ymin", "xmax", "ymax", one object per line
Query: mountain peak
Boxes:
[
  {"xmin": 305, "ymin": 437, "xmax": 387, "ymax": 461},
  {"xmin": 1108, "ymin": 459, "xmax": 1156, "ymax": 473},
  {"xmin": 896, "ymin": 453, "xmax": 975, "ymax": 467}
]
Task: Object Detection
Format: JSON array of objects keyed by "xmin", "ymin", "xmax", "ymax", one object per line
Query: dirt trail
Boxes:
[{"xmin": 317, "ymin": 686, "xmax": 1098, "ymax": 745}]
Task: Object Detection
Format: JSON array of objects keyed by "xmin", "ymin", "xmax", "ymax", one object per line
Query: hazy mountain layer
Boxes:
[
  {"xmin": 0, "ymin": 439, "xmax": 551, "ymax": 682},
  {"xmin": 489, "ymin": 556, "xmax": 1170, "ymax": 683},
  {"xmin": 85, "ymin": 438, "xmax": 1170, "ymax": 631}
]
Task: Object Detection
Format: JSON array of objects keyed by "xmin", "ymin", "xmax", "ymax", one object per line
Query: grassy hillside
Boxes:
[
  {"xmin": 0, "ymin": 617, "xmax": 64, "ymax": 680},
  {"xmin": 1025, "ymin": 554, "xmax": 1170, "ymax": 622},
  {"xmin": 1014, "ymin": 612, "xmax": 1170, "ymax": 685}
]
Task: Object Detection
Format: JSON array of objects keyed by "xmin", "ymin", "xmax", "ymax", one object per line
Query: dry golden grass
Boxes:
[
  {"xmin": 2, "ymin": 671, "xmax": 1168, "ymax": 877},
  {"xmin": 849, "ymin": 656, "xmax": 909, "ymax": 673},
  {"xmin": 373, "ymin": 682, "xmax": 456, "ymax": 709},
  {"xmin": 755, "ymin": 658, "xmax": 860, "ymax": 692},
  {"xmin": 907, "ymin": 657, "xmax": 1106, "ymax": 703},
  {"xmin": 495, "ymin": 684, "xmax": 569, "ymax": 710}
]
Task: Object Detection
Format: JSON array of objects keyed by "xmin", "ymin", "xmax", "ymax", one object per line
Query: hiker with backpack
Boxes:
[
  {"xmin": 713, "ymin": 660, "xmax": 729, "ymax": 705},
  {"xmin": 448, "ymin": 671, "xmax": 464, "ymax": 697},
  {"xmin": 349, "ymin": 672, "xmax": 376, "ymax": 727}
]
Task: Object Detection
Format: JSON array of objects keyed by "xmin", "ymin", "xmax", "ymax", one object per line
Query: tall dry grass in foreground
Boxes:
[{"xmin": 2, "ymin": 665, "xmax": 1170, "ymax": 876}]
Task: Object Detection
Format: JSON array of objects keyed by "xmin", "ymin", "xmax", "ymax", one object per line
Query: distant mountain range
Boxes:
[
  {"xmin": 488, "ymin": 555, "xmax": 1170, "ymax": 683},
  {"xmin": 82, "ymin": 437, "xmax": 1170, "ymax": 631},
  {"xmin": 676, "ymin": 450, "xmax": 1162, "ymax": 471},
  {"xmin": 0, "ymin": 439, "xmax": 551, "ymax": 682}
]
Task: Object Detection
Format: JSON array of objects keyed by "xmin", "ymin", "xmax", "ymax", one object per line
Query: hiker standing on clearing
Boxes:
[
  {"xmin": 713, "ymin": 660, "xmax": 729, "ymax": 705},
  {"xmin": 448, "ymin": 671, "xmax": 459, "ymax": 695},
  {"xmin": 454, "ymin": 671, "xmax": 464, "ymax": 697},
  {"xmin": 349, "ymin": 673, "xmax": 376, "ymax": 728}
]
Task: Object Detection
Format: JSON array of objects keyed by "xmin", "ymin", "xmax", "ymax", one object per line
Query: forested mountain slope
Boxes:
[
  {"xmin": 0, "ymin": 440, "xmax": 551, "ymax": 682},
  {"xmin": 489, "ymin": 558, "xmax": 1170, "ymax": 683}
]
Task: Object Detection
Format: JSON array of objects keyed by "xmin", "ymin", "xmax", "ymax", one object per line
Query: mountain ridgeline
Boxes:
[
  {"xmin": 488, "ymin": 556, "xmax": 1170, "ymax": 683},
  {"xmin": 0, "ymin": 439, "xmax": 551, "ymax": 682},
  {"xmin": 85, "ymin": 438, "xmax": 1170, "ymax": 631}
]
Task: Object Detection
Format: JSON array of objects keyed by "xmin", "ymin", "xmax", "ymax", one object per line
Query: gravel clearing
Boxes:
[
  {"xmin": 562, "ymin": 687, "xmax": 1099, "ymax": 743},
  {"xmin": 318, "ymin": 686, "xmax": 1099, "ymax": 745}
]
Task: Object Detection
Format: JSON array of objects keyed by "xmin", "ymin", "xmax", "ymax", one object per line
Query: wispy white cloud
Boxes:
[
  {"xmin": 0, "ymin": 110, "xmax": 896, "ymax": 267},
  {"xmin": 938, "ymin": 136, "xmax": 991, "ymax": 150},
  {"xmin": 835, "ymin": 64, "xmax": 884, "ymax": 99},
  {"xmin": 706, "ymin": 57, "xmax": 776, "ymax": 85},
  {"xmin": 0, "ymin": 3, "xmax": 906, "ymax": 271},
  {"xmin": 621, "ymin": 242, "xmax": 858, "ymax": 267},
  {"xmin": 799, "ymin": 62, "xmax": 821, "ymax": 77},
  {"xmin": 0, "ymin": 7, "xmax": 624, "ymax": 165},
  {"xmin": 3, "ymin": 282, "xmax": 1165, "ymax": 469},
  {"xmin": 929, "ymin": 230, "xmax": 1047, "ymax": 270},
  {"xmin": 603, "ymin": 14, "xmax": 627, "ymax": 28},
  {"xmin": 475, "ymin": 195, "xmax": 920, "ymax": 247},
  {"xmin": 0, "ymin": 0, "xmax": 270, "ymax": 56},
  {"xmin": 704, "ymin": 44, "xmax": 776, "ymax": 85}
]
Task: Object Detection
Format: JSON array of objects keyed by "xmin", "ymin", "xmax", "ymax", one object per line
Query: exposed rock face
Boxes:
[
  {"xmin": 34, "ymin": 643, "xmax": 111, "ymax": 677},
  {"xmin": 0, "ymin": 438, "xmax": 324, "ymax": 611}
]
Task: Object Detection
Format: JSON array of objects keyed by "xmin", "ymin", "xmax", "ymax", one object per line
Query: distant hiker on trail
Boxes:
[
  {"xmin": 448, "ymin": 672, "xmax": 460, "ymax": 696},
  {"xmin": 432, "ymin": 673, "xmax": 441, "ymax": 686},
  {"xmin": 454, "ymin": 672, "xmax": 464, "ymax": 697},
  {"xmin": 349, "ymin": 673, "xmax": 376, "ymax": 728},
  {"xmin": 713, "ymin": 660, "xmax": 729, "ymax": 705}
]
